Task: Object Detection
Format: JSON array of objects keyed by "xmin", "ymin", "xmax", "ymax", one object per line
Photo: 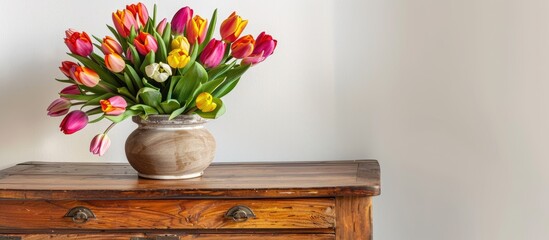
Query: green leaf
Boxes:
[
  {"xmin": 85, "ymin": 106, "xmax": 103, "ymax": 115},
  {"xmin": 83, "ymin": 93, "xmax": 115, "ymax": 107},
  {"xmin": 106, "ymin": 109, "xmax": 139, "ymax": 123},
  {"xmin": 160, "ymin": 99, "xmax": 180, "ymax": 113},
  {"xmin": 129, "ymin": 104, "xmax": 159, "ymax": 116},
  {"xmin": 168, "ymin": 106, "xmax": 187, "ymax": 120},
  {"xmin": 154, "ymin": 32, "xmax": 167, "ymax": 63},
  {"xmin": 117, "ymin": 87, "xmax": 138, "ymax": 103},
  {"xmin": 88, "ymin": 115, "xmax": 105, "ymax": 124},
  {"xmin": 199, "ymin": 9, "xmax": 218, "ymax": 53},
  {"xmin": 55, "ymin": 78, "xmax": 73, "ymax": 84},
  {"xmin": 140, "ymin": 50, "xmax": 155, "ymax": 74},
  {"xmin": 129, "ymin": 26, "xmax": 137, "ymax": 43},
  {"xmin": 162, "ymin": 22, "xmax": 172, "ymax": 48},
  {"xmin": 173, "ymin": 62, "xmax": 207, "ymax": 105},
  {"xmin": 60, "ymin": 94, "xmax": 97, "ymax": 101},
  {"xmin": 125, "ymin": 65, "xmax": 144, "ymax": 90},
  {"xmin": 123, "ymin": 72, "xmax": 136, "ymax": 94},
  {"xmin": 199, "ymin": 77, "xmax": 225, "ymax": 94},
  {"xmin": 137, "ymin": 87, "xmax": 163, "ymax": 113},
  {"xmin": 142, "ymin": 78, "xmax": 160, "ymax": 91},
  {"xmin": 213, "ymin": 78, "xmax": 240, "ymax": 98},
  {"xmin": 196, "ymin": 97, "xmax": 225, "ymax": 119},
  {"xmin": 212, "ymin": 64, "xmax": 250, "ymax": 98},
  {"xmin": 207, "ymin": 61, "xmax": 237, "ymax": 81},
  {"xmin": 128, "ymin": 45, "xmax": 142, "ymax": 68}
]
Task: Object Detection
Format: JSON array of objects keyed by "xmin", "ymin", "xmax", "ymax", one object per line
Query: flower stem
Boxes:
[{"xmin": 104, "ymin": 122, "xmax": 117, "ymax": 134}]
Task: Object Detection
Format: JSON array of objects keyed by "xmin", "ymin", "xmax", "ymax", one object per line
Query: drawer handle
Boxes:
[
  {"xmin": 224, "ymin": 205, "xmax": 256, "ymax": 222},
  {"xmin": 64, "ymin": 206, "xmax": 96, "ymax": 223}
]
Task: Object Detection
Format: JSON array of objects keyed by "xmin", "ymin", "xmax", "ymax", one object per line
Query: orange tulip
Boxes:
[
  {"xmin": 220, "ymin": 12, "xmax": 248, "ymax": 43},
  {"xmin": 112, "ymin": 9, "xmax": 138, "ymax": 38},
  {"xmin": 186, "ymin": 15, "xmax": 207, "ymax": 45},
  {"xmin": 231, "ymin": 35, "xmax": 255, "ymax": 59}
]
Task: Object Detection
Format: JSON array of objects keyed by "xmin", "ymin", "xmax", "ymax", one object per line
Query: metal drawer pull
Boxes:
[
  {"xmin": 224, "ymin": 205, "xmax": 256, "ymax": 222},
  {"xmin": 64, "ymin": 206, "xmax": 96, "ymax": 223}
]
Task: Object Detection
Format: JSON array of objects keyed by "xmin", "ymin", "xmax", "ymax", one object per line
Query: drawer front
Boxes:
[
  {"xmin": 0, "ymin": 199, "xmax": 335, "ymax": 230},
  {"xmin": 0, "ymin": 234, "xmax": 335, "ymax": 240}
]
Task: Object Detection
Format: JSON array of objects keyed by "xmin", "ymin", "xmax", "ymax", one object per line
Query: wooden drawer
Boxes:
[
  {"xmin": 0, "ymin": 198, "xmax": 335, "ymax": 230},
  {"xmin": 0, "ymin": 234, "xmax": 335, "ymax": 240}
]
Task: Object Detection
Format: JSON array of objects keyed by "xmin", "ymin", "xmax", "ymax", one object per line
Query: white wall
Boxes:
[{"xmin": 1, "ymin": 0, "xmax": 548, "ymax": 239}]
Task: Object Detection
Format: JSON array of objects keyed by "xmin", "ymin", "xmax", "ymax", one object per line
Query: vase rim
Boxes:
[{"xmin": 132, "ymin": 114, "xmax": 208, "ymax": 127}]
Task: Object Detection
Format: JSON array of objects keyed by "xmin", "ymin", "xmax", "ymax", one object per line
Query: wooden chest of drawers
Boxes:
[{"xmin": 0, "ymin": 160, "xmax": 380, "ymax": 240}]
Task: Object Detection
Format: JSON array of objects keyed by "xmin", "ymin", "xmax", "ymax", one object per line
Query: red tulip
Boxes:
[
  {"xmin": 101, "ymin": 36, "xmax": 122, "ymax": 55},
  {"xmin": 59, "ymin": 61, "xmax": 79, "ymax": 78},
  {"xmin": 186, "ymin": 15, "xmax": 207, "ymax": 45},
  {"xmin": 125, "ymin": 3, "xmax": 149, "ymax": 27},
  {"xmin": 220, "ymin": 12, "xmax": 248, "ymax": 43},
  {"xmin": 90, "ymin": 133, "xmax": 111, "ymax": 156},
  {"xmin": 59, "ymin": 110, "xmax": 88, "ymax": 134},
  {"xmin": 64, "ymin": 29, "xmax": 93, "ymax": 57},
  {"xmin": 199, "ymin": 39, "xmax": 226, "ymax": 68},
  {"xmin": 171, "ymin": 6, "xmax": 193, "ymax": 35},
  {"xmin": 134, "ymin": 32, "xmax": 158, "ymax": 55},
  {"xmin": 112, "ymin": 9, "xmax": 138, "ymax": 38},
  {"xmin": 71, "ymin": 66, "xmax": 100, "ymax": 87},
  {"xmin": 231, "ymin": 35, "xmax": 255, "ymax": 59},
  {"xmin": 47, "ymin": 98, "xmax": 71, "ymax": 117},
  {"xmin": 242, "ymin": 32, "xmax": 277, "ymax": 65}
]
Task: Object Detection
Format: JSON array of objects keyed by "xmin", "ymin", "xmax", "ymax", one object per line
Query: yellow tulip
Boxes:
[
  {"xmin": 171, "ymin": 36, "xmax": 190, "ymax": 53},
  {"xmin": 167, "ymin": 48, "xmax": 190, "ymax": 69},
  {"xmin": 196, "ymin": 92, "xmax": 217, "ymax": 112}
]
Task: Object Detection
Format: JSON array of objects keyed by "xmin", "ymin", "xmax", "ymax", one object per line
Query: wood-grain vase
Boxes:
[{"xmin": 125, "ymin": 115, "xmax": 216, "ymax": 180}]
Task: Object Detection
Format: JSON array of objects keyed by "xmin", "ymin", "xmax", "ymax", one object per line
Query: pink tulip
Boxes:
[
  {"xmin": 171, "ymin": 6, "xmax": 193, "ymax": 35},
  {"xmin": 71, "ymin": 66, "xmax": 100, "ymax": 87},
  {"xmin": 59, "ymin": 61, "xmax": 79, "ymax": 78},
  {"xmin": 59, "ymin": 110, "xmax": 88, "ymax": 134},
  {"xmin": 101, "ymin": 36, "xmax": 122, "ymax": 55},
  {"xmin": 199, "ymin": 39, "xmax": 226, "ymax": 68},
  {"xmin": 105, "ymin": 53, "xmax": 126, "ymax": 73},
  {"xmin": 112, "ymin": 9, "xmax": 139, "ymax": 38},
  {"xmin": 134, "ymin": 32, "xmax": 158, "ymax": 55},
  {"xmin": 125, "ymin": 3, "xmax": 149, "ymax": 27},
  {"xmin": 47, "ymin": 98, "xmax": 71, "ymax": 117},
  {"xmin": 231, "ymin": 35, "xmax": 255, "ymax": 59},
  {"xmin": 64, "ymin": 29, "xmax": 93, "ymax": 57},
  {"xmin": 100, "ymin": 96, "xmax": 127, "ymax": 116},
  {"xmin": 90, "ymin": 133, "xmax": 111, "ymax": 156},
  {"xmin": 156, "ymin": 18, "xmax": 168, "ymax": 34},
  {"xmin": 242, "ymin": 32, "xmax": 278, "ymax": 65},
  {"xmin": 59, "ymin": 85, "xmax": 80, "ymax": 96}
]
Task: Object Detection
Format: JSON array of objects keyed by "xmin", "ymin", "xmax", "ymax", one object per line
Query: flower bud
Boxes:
[
  {"xmin": 101, "ymin": 36, "xmax": 122, "ymax": 55},
  {"xmin": 220, "ymin": 12, "xmax": 248, "ymax": 43},
  {"xmin": 47, "ymin": 98, "xmax": 71, "ymax": 117},
  {"xmin": 105, "ymin": 53, "xmax": 126, "ymax": 73},
  {"xmin": 59, "ymin": 110, "xmax": 88, "ymax": 134},
  {"xmin": 90, "ymin": 133, "xmax": 111, "ymax": 156},
  {"xmin": 199, "ymin": 39, "xmax": 226, "ymax": 68},
  {"xmin": 64, "ymin": 29, "xmax": 93, "ymax": 57}
]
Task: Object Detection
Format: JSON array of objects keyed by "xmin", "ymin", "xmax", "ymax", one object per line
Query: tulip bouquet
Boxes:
[{"xmin": 47, "ymin": 2, "xmax": 277, "ymax": 156}]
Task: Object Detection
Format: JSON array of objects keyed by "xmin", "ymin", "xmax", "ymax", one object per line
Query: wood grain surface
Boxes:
[
  {"xmin": 0, "ymin": 199, "xmax": 335, "ymax": 230},
  {"xmin": 0, "ymin": 160, "xmax": 380, "ymax": 200},
  {"xmin": 335, "ymin": 196, "xmax": 372, "ymax": 240},
  {"xmin": 0, "ymin": 233, "xmax": 335, "ymax": 240}
]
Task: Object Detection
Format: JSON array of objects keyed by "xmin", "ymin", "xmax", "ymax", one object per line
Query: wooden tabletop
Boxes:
[{"xmin": 0, "ymin": 160, "xmax": 380, "ymax": 200}]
